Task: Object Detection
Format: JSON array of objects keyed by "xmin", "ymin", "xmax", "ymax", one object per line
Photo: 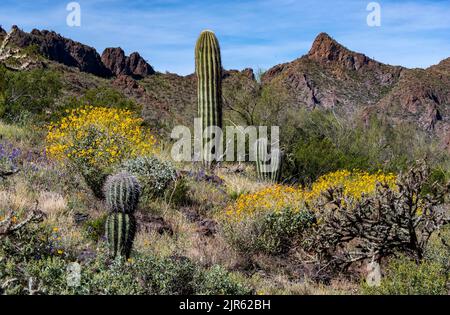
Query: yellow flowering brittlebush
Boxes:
[
  {"xmin": 226, "ymin": 170, "xmax": 397, "ymax": 221},
  {"xmin": 46, "ymin": 106, "xmax": 156, "ymax": 168}
]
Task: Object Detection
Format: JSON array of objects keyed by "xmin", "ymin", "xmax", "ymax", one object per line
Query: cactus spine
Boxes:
[
  {"xmin": 195, "ymin": 30, "xmax": 223, "ymax": 164},
  {"xmin": 105, "ymin": 212, "xmax": 136, "ymax": 258},
  {"xmin": 104, "ymin": 172, "xmax": 141, "ymax": 214},
  {"xmin": 104, "ymin": 171, "xmax": 141, "ymax": 258}
]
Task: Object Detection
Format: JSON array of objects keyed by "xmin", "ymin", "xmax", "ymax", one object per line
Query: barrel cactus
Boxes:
[
  {"xmin": 105, "ymin": 212, "xmax": 136, "ymax": 258},
  {"xmin": 104, "ymin": 171, "xmax": 141, "ymax": 214},
  {"xmin": 195, "ymin": 30, "xmax": 223, "ymax": 164},
  {"xmin": 103, "ymin": 171, "xmax": 141, "ymax": 258}
]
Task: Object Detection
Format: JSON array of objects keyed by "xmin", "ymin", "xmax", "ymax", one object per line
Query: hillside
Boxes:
[
  {"xmin": 261, "ymin": 33, "xmax": 450, "ymax": 150},
  {"xmin": 1, "ymin": 25, "xmax": 450, "ymax": 297}
]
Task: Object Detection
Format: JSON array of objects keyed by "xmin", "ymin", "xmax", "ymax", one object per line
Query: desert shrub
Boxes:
[
  {"xmin": 223, "ymin": 207, "xmax": 315, "ymax": 255},
  {"xmin": 0, "ymin": 142, "xmax": 20, "ymax": 173},
  {"xmin": 83, "ymin": 215, "xmax": 108, "ymax": 242},
  {"xmin": 226, "ymin": 170, "xmax": 396, "ymax": 221},
  {"xmin": 133, "ymin": 255, "xmax": 252, "ymax": 295},
  {"xmin": 46, "ymin": 106, "xmax": 156, "ymax": 197},
  {"xmin": 362, "ymin": 256, "xmax": 448, "ymax": 295},
  {"xmin": 306, "ymin": 162, "xmax": 450, "ymax": 270},
  {"xmin": 169, "ymin": 177, "xmax": 190, "ymax": 206},
  {"xmin": 0, "ymin": 220, "xmax": 67, "ymax": 295},
  {"xmin": 120, "ymin": 156, "xmax": 177, "ymax": 201},
  {"xmin": 0, "ymin": 65, "xmax": 61, "ymax": 123},
  {"xmin": 86, "ymin": 254, "xmax": 252, "ymax": 295},
  {"xmin": 0, "ymin": 223, "xmax": 53, "ymax": 262},
  {"xmin": 1, "ymin": 217, "xmax": 251, "ymax": 295},
  {"xmin": 223, "ymin": 170, "xmax": 396, "ymax": 255},
  {"xmin": 23, "ymin": 256, "xmax": 75, "ymax": 295},
  {"xmin": 60, "ymin": 87, "xmax": 141, "ymax": 120},
  {"xmin": 130, "ymin": 255, "xmax": 198, "ymax": 295},
  {"xmin": 362, "ymin": 226, "xmax": 450, "ymax": 295},
  {"xmin": 194, "ymin": 265, "xmax": 253, "ymax": 295},
  {"xmin": 285, "ymin": 109, "xmax": 450, "ymax": 184}
]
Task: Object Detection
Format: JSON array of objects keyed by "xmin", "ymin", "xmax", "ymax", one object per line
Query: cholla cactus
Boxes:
[
  {"xmin": 105, "ymin": 212, "xmax": 136, "ymax": 258},
  {"xmin": 104, "ymin": 171, "xmax": 141, "ymax": 214},
  {"xmin": 195, "ymin": 30, "xmax": 222, "ymax": 165}
]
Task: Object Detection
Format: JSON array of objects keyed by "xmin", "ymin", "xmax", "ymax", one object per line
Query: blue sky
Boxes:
[{"xmin": 0, "ymin": 0, "xmax": 449, "ymax": 75}]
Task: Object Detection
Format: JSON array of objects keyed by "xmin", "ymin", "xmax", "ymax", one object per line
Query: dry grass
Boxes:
[
  {"xmin": 184, "ymin": 232, "xmax": 243, "ymax": 269},
  {"xmin": 251, "ymin": 273, "xmax": 357, "ymax": 295},
  {"xmin": 217, "ymin": 166, "xmax": 269, "ymax": 197}
]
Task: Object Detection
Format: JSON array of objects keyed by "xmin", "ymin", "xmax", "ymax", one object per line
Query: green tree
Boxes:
[{"xmin": 0, "ymin": 65, "xmax": 61, "ymax": 123}]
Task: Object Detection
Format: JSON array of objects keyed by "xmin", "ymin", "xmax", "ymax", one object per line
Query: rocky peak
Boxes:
[
  {"xmin": 242, "ymin": 68, "xmax": 256, "ymax": 81},
  {"xmin": 7, "ymin": 26, "xmax": 111, "ymax": 77},
  {"xmin": 101, "ymin": 47, "xmax": 127, "ymax": 76},
  {"xmin": 0, "ymin": 26, "xmax": 6, "ymax": 36},
  {"xmin": 222, "ymin": 68, "xmax": 256, "ymax": 81},
  {"xmin": 128, "ymin": 52, "xmax": 155, "ymax": 77},
  {"xmin": 101, "ymin": 48, "xmax": 155, "ymax": 78},
  {"xmin": 307, "ymin": 32, "xmax": 374, "ymax": 71},
  {"xmin": 429, "ymin": 57, "xmax": 450, "ymax": 75}
]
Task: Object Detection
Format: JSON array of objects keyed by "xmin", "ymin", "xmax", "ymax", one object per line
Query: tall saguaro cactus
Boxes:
[{"xmin": 195, "ymin": 30, "xmax": 223, "ymax": 165}]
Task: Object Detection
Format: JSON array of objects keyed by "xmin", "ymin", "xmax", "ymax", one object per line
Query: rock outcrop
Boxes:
[
  {"xmin": 101, "ymin": 47, "xmax": 154, "ymax": 77},
  {"xmin": 6, "ymin": 26, "xmax": 111, "ymax": 77},
  {"xmin": 260, "ymin": 32, "xmax": 449, "ymax": 150},
  {"xmin": 0, "ymin": 26, "xmax": 44, "ymax": 71},
  {"xmin": 262, "ymin": 33, "xmax": 402, "ymax": 112},
  {"xmin": 0, "ymin": 26, "xmax": 6, "ymax": 41},
  {"xmin": 307, "ymin": 32, "xmax": 375, "ymax": 71}
]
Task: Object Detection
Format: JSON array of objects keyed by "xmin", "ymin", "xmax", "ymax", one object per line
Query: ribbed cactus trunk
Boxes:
[
  {"xmin": 103, "ymin": 171, "xmax": 141, "ymax": 259},
  {"xmin": 105, "ymin": 212, "xmax": 136, "ymax": 259},
  {"xmin": 104, "ymin": 172, "xmax": 141, "ymax": 214},
  {"xmin": 256, "ymin": 143, "xmax": 283, "ymax": 183},
  {"xmin": 195, "ymin": 30, "xmax": 222, "ymax": 166}
]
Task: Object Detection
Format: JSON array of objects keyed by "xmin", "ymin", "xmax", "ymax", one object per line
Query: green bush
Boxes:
[
  {"xmin": 0, "ymin": 65, "xmax": 61, "ymax": 123},
  {"xmin": 83, "ymin": 215, "xmax": 108, "ymax": 242},
  {"xmin": 362, "ymin": 256, "xmax": 448, "ymax": 295},
  {"xmin": 285, "ymin": 109, "xmax": 450, "ymax": 184},
  {"xmin": 424, "ymin": 226, "xmax": 450, "ymax": 277},
  {"xmin": 120, "ymin": 156, "xmax": 178, "ymax": 202},
  {"xmin": 78, "ymin": 165, "xmax": 109, "ymax": 199},
  {"xmin": 60, "ymin": 87, "xmax": 141, "ymax": 120},
  {"xmin": 0, "ymin": 221, "xmax": 252, "ymax": 295},
  {"xmin": 223, "ymin": 208, "xmax": 315, "ymax": 256},
  {"xmin": 194, "ymin": 265, "xmax": 252, "ymax": 295}
]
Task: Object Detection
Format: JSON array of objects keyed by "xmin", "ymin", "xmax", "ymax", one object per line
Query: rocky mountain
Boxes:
[
  {"xmin": 0, "ymin": 26, "xmax": 6, "ymax": 41},
  {"xmin": 1, "ymin": 26, "xmax": 449, "ymax": 150},
  {"xmin": 4, "ymin": 26, "xmax": 111, "ymax": 77},
  {"xmin": 101, "ymin": 47, "xmax": 155, "ymax": 77},
  {"xmin": 262, "ymin": 33, "xmax": 403, "ymax": 110},
  {"xmin": 262, "ymin": 33, "xmax": 449, "ymax": 150}
]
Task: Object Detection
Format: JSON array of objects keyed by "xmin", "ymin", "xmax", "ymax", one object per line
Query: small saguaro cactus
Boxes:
[
  {"xmin": 104, "ymin": 171, "xmax": 141, "ymax": 258},
  {"xmin": 256, "ymin": 142, "xmax": 283, "ymax": 183},
  {"xmin": 105, "ymin": 212, "xmax": 136, "ymax": 258},
  {"xmin": 195, "ymin": 30, "xmax": 223, "ymax": 164},
  {"xmin": 104, "ymin": 171, "xmax": 141, "ymax": 214}
]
